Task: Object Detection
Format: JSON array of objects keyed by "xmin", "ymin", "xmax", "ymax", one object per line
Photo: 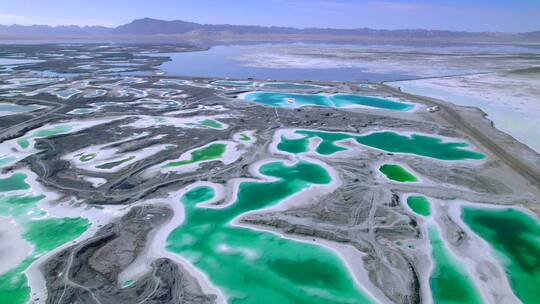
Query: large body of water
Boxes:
[
  {"xmin": 155, "ymin": 43, "xmax": 540, "ymax": 82},
  {"xmin": 155, "ymin": 46, "xmax": 413, "ymax": 82}
]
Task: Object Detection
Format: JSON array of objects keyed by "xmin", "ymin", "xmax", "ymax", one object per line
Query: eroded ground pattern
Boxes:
[{"xmin": 0, "ymin": 44, "xmax": 539, "ymax": 304}]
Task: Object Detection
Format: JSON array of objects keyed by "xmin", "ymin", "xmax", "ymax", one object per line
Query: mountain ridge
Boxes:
[{"xmin": 0, "ymin": 17, "xmax": 538, "ymax": 40}]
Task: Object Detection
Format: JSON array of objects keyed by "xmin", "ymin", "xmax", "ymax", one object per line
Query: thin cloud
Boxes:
[
  {"xmin": 272, "ymin": 0, "xmax": 358, "ymax": 12},
  {"xmin": 273, "ymin": 0, "xmax": 425, "ymax": 13},
  {"xmin": 372, "ymin": 1, "xmax": 423, "ymax": 11},
  {"xmin": 0, "ymin": 13, "xmax": 112, "ymax": 27}
]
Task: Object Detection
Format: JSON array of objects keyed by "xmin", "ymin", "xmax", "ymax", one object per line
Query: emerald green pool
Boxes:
[
  {"xmin": 404, "ymin": 196, "xmax": 482, "ymax": 303},
  {"xmin": 162, "ymin": 143, "xmax": 227, "ymax": 169},
  {"xmin": 0, "ymin": 156, "xmax": 16, "ymax": 167},
  {"xmin": 0, "ymin": 172, "xmax": 90, "ymax": 304},
  {"xmin": 379, "ymin": 164, "xmax": 418, "ymax": 182},
  {"xmin": 278, "ymin": 130, "xmax": 485, "ymax": 161},
  {"xmin": 183, "ymin": 186, "xmax": 216, "ymax": 204},
  {"xmin": 242, "ymin": 92, "xmax": 414, "ymax": 111},
  {"xmin": 166, "ymin": 160, "xmax": 374, "ymax": 304},
  {"xmin": 79, "ymin": 153, "xmax": 97, "ymax": 162},
  {"xmin": 239, "ymin": 133, "xmax": 251, "ymax": 141},
  {"xmin": 0, "ymin": 218, "xmax": 89, "ymax": 304},
  {"xmin": 277, "ymin": 135, "xmax": 311, "ymax": 154},
  {"xmin": 428, "ymin": 226, "xmax": 483, "ymax": 304},
  {"xmin": 0, "ymin": 194, "xmax": 46, "ymax": 218},
  {"xmin": 201, "ymin": 119, "xmax": 224, "ymax": 129},
  {"xmin": 462, "ymin": 207, "xmax": 540, "ymax": 304},
  {"xmin": 406, "ymin": 196, "xmax": 431, "ymax": 216},
  {"xmin": 0, "ymin": 173, "xmax": 30, "ymax": 192},
  {"xmin": 122, "ymin": 279, "xmax": 135, "ymax": 289}
]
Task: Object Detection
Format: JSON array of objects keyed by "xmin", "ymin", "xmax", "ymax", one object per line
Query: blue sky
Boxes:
[{"xmin": 0, "ymin": 0, "xmax": 538, "ymax": 32}]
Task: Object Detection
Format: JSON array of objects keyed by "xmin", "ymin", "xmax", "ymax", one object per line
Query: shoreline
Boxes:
[
  {"xmin": 379, "ymin": 82, "xmax": 540, "ymax": 195},
  {"xmin": 386, "ymin": 77, "xmax": 540, "ymax": 153}
]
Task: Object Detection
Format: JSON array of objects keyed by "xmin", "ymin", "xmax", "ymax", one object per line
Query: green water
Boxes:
[
  {"xmin": 0, "ymin": 172, "xmax": 90, "ymax": 304},
  {"xmin": 0, "ymin": 126, "xmax": 90, "ymax": 303},
  {"xmin": 428, "ymin": 226, "xmax": 484, "ymax": 304},
  {"xmin": 68, "ymin": 108, "xmax": 96, "ymax": 115},
  {"xmin": 96, "ymin": 156, "xmax": 135, "ymax": 169},
  {"xmin": 0, "ymin": 218, "xmax": 89, "ymax": 304},
  {"xmin": 277, "ymin": 130, "xmax": 484, "ymax": 161},
  {"xmin": 403, "ymin": 195, "xmax": 482, "ymax": 303},
  {"xmin": 356, "ymin": 132, "xmax": 484, "ymax": 160},
  {"xmin": 17, "ymin": 125, "xmax": 72, "ymax": 149},
  {"xmin": 122, "ymin": 279, "xmax": 135, "ymax": 289},
  {"xmin": 0, "ymin": 103, "xmax": 39, "ymax": 116},
  {"xmin": 162, "ymin": 143, "xmax": 227, "ymax": 169},
  {"xmin": 0, "ymin": 156, "xmax": 16, "ymax": 167},
  {"xmin": 277, "ymin": 135, "xmax": 311, "ymax": 154},
  {"xmin": 17, "ymin": 139, "xmax": 30, "ymax": 149},
  {"xmin": 183, "ymin": 186, "xmax": 216, "ymax": 204},
  {"xmin": 462, "ymin": 207, "xmax": 540, "ymax": 304},
  {"xmin": 243, "ymin": 92, "xmax": 413, "ymax": 111},
  {"xmin": 244, "ymin": 92, "xmax": 332, "ymax": 108},
  {"xmin": 379, "ymin": 164, "xmax": 418, "ymax": 182},
  {"xmin": 24, "ymin": 218, "xmax": 89, "ymax": 254},
  {"xmin": 0, "ymin": 194, "xmax": 46, "ymax": 218},
  {"xmin": 331, "ymin": 94, "xmax": 413, "ymax": 111},
  {"xmin": 201, "ymin": 119, "xmax": 224, "ymax": 129},
  {"xmin": 239, "ymin": 134, "xmax": 251, "ymax": 141},
  {"xmin": 0, "ymin": 259, "xmax": 34, "ymax": 304},
  {"xmin": 167, "ymin": 161, "xmax": 374, "ymax": 304},
  {"xmin": 406, "ymin": 196, "xmax": 431, "ymax": 216},
  {"xmin": 79, "ymin": 153, "xmax": 97, "ymax": 162},
  {"xmin": 0, "ymin": 173, "xmax": 30, "ymax": 192}
]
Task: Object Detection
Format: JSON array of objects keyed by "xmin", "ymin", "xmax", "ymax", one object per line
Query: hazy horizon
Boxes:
[{"xmin": 0, "ymin": 0, "xmax": 539, "ymax": 32}]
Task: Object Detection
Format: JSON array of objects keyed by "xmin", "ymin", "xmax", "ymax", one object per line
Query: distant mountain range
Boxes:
[{"xmin": 1, "ymin": 18, "xmax": 538, "ymax": 41}]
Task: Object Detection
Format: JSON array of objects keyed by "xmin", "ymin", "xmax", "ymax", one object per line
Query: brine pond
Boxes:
[
  {"xmin": 405, "ymin": 194, "xmax": 540, "ymax": 304},
  {"xmin": 166, "ymin": 160, "xmax": 375, "ymax": 304},
  {"xmin": 379, "ymin": 164, "xmax": 418, "ymax": 182},
  {"xmin": 0, "ymin": 172, "xmax": 90, "ymax": 304},
  {"xmin": 462, "ymin": 207, "xmax": 540, "ymax": 304},
  {"xmin": 0, "ymin": 103, "xmax": 41, "ymax": 117},
  {"xmin": 277, "ymin": 130, "xmax": 484, "ymax": 161},
  {"xmin": 241, "ymin": 92, "xmax": 414, "ymax": 111}
]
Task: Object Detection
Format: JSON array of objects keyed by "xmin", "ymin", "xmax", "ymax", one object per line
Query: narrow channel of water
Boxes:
[
  {"xmin": 462, "ymin": 207, "xmax": 540, "ymax": 304},
  {"xmin": 405, "ymin": 196, "xmax": 483, "ymax": 303},
  {"xmin": 428, "ymin": 226, "xmax": 484, "ymax": 304}
]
